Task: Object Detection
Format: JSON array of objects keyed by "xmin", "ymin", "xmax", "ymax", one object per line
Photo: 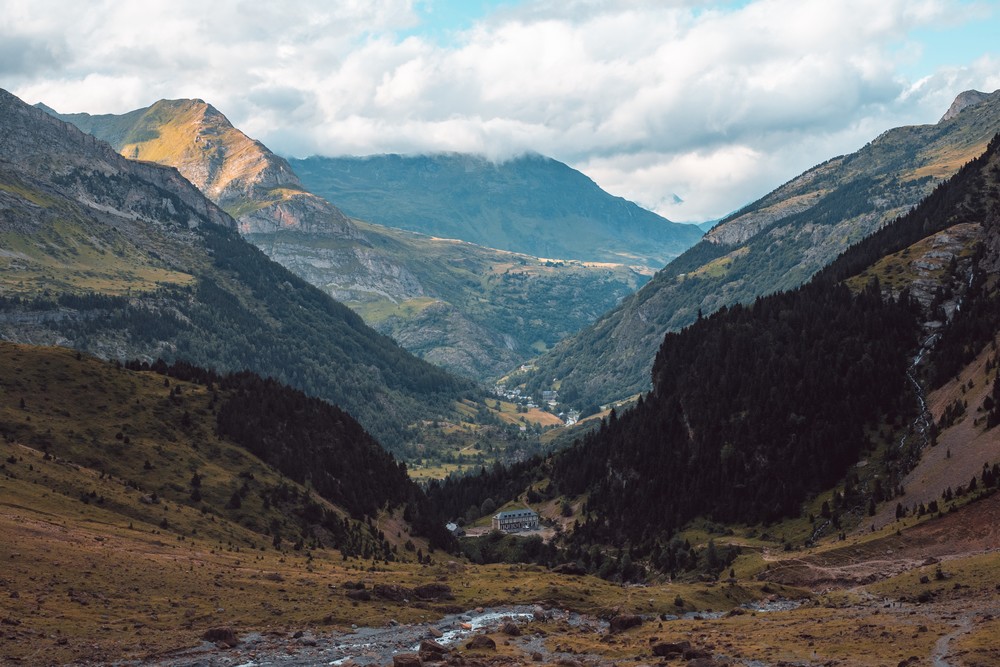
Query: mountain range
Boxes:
[
  {"xmin": 44, "ymin": 100, "xmax": 656, "ymax": 379},
  {"xmin": 5, "ymin": 74, "xmax": 1000, "ymax": 667},
  {"xmin": 521, "ymin": 89, "xmax": 1000, "ymax": 410}
]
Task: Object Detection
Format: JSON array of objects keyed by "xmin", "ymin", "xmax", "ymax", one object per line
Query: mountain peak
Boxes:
[
  {"xmin": 48, "ymin": 97, "xmax": 355, "ymax": 236},
  {"xmin": 939, "ymin": 89, "xmax": 994, "ymax": 123}
]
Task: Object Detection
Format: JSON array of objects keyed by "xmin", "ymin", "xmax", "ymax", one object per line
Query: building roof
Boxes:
[{"xmin": 494, "ymin": 508, "xmax": 538, "ymax": 519}]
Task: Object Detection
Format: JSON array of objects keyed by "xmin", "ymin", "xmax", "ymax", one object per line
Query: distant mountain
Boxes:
[
  {"xmin": 0, "ymin": 88, "xmax": 470, "ymax": 452},
  {"xmin": 697, "ymin": 219, "xmax": 720, "ymax": 232},
  {"xmin": 289, "ymin": 153, "xmax": 703, "ymax": 269},
  {"xmin": 522, "ymin": 89, "xmax": 1000, "ymax": 409},
  {"xmin": 252, "ymin": 224, "xmax": 650, "ymax": 378},
  {"xmin": 46, "ymin": 100, "xmax": 649, "ymax": 379}
]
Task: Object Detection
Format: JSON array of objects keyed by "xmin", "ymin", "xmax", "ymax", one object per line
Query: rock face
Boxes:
[
  {"xmin": 940, "ymin": 90, "xmax": 992, "ymax": 123},
  {"xmin": 4, "ymin": 91, "xmax": 234, "ymax": 233}
]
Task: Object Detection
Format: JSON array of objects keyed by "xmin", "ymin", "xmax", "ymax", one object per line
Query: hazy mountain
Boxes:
[
  {"xmin": 46, "ymin": 100, "xmax": 650, "ymax": 380},
  {"xmin": 697, "ymin": 219, "xmax": 720, "ymax": 232},
  {"xmin": 289, "ymin": 153, "xmax": 703, "ymax": 269},
  {"xmin": 521, "ymin": 89, "xmax": 1000, "ymax": 410},
  {"xmin": 0, "ymin": 88, "xmax": 470, "ymax": 452}
]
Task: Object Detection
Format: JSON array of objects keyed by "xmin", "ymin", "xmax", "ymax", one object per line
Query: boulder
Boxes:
[
  {"xmin": 346, "ymin": 589, "xmax": 372, "ymax": 601},
  {"xmin": 466, "ymin": 635, "xmax": 497, "ymax": 650},
  {"xmin": 684, "ymin": 647, "xmax": 713, "ymax": 660},
  {"xmin": 414, "ymin": 583, "xmax": 455, "ymax": 600},
  {"xmin": 687, "ymin": 659, "xmax": 725, "ymax": 667},
  {"xmin": 500, "ymin": 621, "xmax": 521, "ymax": 636},
  {"xmin": 202, "ymin": 627, "xmax": 239, "ymax": 648},
  {"xmin": 393, "ymin": 653, "xmax": 423, "ymax": 667},
  {"xmin": 651, "ymin": 640, "xmax": 690, "ymax": 657},
  {"xmin": 428, "ymin": 626, "xmax": 444, "ymax": 638},
  {"xmin": 374, "ymin": 584, "xmax": 411, "ymax": 602},
  {"xmin": 419, "ymin": 638, "xmax": 449, "ymax": 660},
  {"xmin": 609, "ymin": 614, "xmax": 643, "ymax": 633}
]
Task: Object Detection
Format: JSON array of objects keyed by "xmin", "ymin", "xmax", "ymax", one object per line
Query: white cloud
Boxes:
[{"xmin": 4, "ymin": 0, "xmax": 998, "ymax": 221}]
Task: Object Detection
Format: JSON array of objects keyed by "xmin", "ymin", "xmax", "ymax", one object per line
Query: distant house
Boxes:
[
  {"xmin": 445, "ymin": 522, "xmax": 465, "ymax": 537},
  {"xmin": 492, "ymin": 508, "xmax": 539, "ymax": 533}
]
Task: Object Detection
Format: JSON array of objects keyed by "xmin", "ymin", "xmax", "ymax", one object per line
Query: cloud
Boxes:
[{"xmin": 5, "ymin": 0, "xmax": 998, "ymax": 221}]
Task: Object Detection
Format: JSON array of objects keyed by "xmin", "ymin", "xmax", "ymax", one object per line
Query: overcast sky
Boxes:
[{"xmin": 4, "ymin": 0, "xmax": 999, "ymax": 222}]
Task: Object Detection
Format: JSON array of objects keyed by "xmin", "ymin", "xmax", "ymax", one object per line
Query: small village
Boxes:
[{"xmin": 491, "ymin": 381, "xmax": 581, "ymax": 427}]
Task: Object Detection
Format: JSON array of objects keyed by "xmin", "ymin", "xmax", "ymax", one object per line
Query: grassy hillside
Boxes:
[
  {"xmin": 521, "ymin": 90, "xmax": 1000, "ymax": 410},
  {"xmin": 290, "ymin": 153, "xmax": 703, "ymax": 269}
]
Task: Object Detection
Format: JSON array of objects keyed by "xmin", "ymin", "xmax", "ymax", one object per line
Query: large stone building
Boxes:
[{"xmin": 492, "ymin": 508, "xmax": 539, "ymax": 533}]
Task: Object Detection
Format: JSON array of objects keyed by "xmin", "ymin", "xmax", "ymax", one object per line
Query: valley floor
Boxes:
[{"xmin": 1, "ymin": 485, "xmax": 998, "ymax": 666}]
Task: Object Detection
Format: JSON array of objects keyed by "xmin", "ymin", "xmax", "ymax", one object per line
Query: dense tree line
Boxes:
[
  {"xmin": 425, "ymin": 457, "xmax": 548, "ymax": 521},
  {"xmin": 552, "ymin": 280, "xmax": 919, "ymax": 549}
]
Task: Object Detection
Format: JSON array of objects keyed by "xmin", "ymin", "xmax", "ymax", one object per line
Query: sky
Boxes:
[{"xmin": 3, "ymin": 0, "xmax": 999, "ymax": 222}]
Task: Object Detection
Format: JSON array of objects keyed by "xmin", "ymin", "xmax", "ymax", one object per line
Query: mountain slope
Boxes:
[
  {"xmin": 522, "ymin": 90, "xmax": 1000, "ymax": 409},
  {"xmin": 438, "ymin": 132, "xmax": 1000, "ymax": 571},
  {"xmin": 252, "ymin": 224, "xmax": 650, "ymax": 378},
  {"xmin": 0, "ymin": 88, "xmax": 470, "ymax": 452},
  {"xmin": 289, "ymin": 153, "xmax": 703, "ymax": 268},
  {"xmin": 46, "ymin": 100, "xmax": 650, "ymax": 380},
  {"xmin": 0, "ymin": 341, "xmax": 440, "ymax": 543},
  {"xmin": 557, "ymin": 132, "xmax": 1000, "ymax": 556}
]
